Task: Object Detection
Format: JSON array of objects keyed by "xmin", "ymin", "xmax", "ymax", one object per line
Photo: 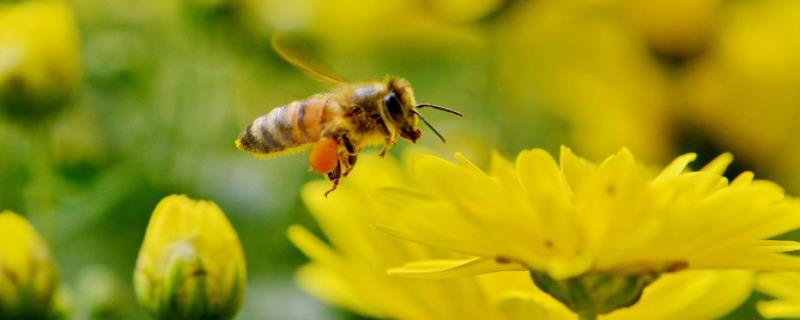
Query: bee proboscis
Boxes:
[{"xmin": 235, "ymin": 36, "xmax": 462, "ymax": 196}]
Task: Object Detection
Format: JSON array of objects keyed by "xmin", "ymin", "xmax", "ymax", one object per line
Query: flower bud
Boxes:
[
  {"xmin": 0, "ymin": 211, "xmax": 59, "ymax": 319},
  {"xmin": 0, "ymin": 1, "xmax": 81, "ymax": 122},
  {"xmin": 134, "ymin": 195, "xmax": 246, "ymax": 320}
]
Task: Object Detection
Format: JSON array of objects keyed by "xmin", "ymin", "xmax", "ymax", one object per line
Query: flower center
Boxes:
[{"xmin": 529, "ymin": 262, "xmax": 687, "ymax": 320}]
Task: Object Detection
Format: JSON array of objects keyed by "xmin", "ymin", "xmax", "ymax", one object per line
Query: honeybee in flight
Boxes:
[{"xmin": 236, "ymin": 37, "xmax": 463, "ymax": 196}]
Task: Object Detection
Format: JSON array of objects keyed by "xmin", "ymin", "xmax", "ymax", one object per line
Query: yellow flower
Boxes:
[
  {"xmin": 289, "ymin": 154, "xmax": 505, "ymax": 319},
  {"xmin": 134, "ymin": 195, "xmax": 246, "ymax": 320},
  {"xmin": 0, "ymin": 0, "xmax": 81, "ymax": 121},
  {"xmin": 378, "ymin": 147, "xmax": 800, "ymax": 317},
  {"xmin": 756, "ymin": 272, "xmax": 800, "ymax": 318},
  {"xmin": 290, "ymin": 153, "xmax": 755, "ymax": 319},
  {"xmin": 0, "ymin": 210, "xmax": 60, "ymax": 319}
]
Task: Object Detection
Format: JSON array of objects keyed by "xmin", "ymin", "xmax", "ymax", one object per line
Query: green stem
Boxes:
[{"xmin": 25, "ymin": 125, "xmax": 57, "ymax": 237}]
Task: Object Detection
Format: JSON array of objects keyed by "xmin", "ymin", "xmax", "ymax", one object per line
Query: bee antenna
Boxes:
[
  {"xmin": 415, "ymin": 104, "xmax": 464, "ymax": 117},
  {"xmin": 412, "ymin": 110, "xmax": 447, "ymax": 143}
]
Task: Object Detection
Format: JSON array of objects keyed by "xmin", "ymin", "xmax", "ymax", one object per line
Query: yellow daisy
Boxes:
[
  {"xmin": 290, "ymin": 153, "xmax": 756, "ymax": 319},
  {"xmin": 377, "ymin": 147, "xmax": 800, "ymax": 317},
  {"xmin": 289, "ymin": 154, "xmax": 505, "ymax": 319}
]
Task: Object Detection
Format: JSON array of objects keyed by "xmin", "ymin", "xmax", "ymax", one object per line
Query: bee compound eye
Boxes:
[{"xmin": 383, "ymin": 93, "xmax": 403, "ymax": 120}]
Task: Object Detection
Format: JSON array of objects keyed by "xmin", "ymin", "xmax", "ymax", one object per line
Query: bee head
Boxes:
[
  {"xmin": 382, "ymin": 78, "xmax": 421, "ymax": 142},
  {"xmin": 381, "ymin": 78, "xmax": 463, "ymax": 144}
]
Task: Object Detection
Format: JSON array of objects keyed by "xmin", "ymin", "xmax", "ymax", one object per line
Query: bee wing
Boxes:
[{"xmin": 271, "ymin": 34, "xmax": 348, "ymax": 85}]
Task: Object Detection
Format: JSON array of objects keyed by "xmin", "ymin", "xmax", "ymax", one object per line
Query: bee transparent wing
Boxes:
[{"xmin": 271, "ymin": 34, "xmax": 347, "ymax": 85}]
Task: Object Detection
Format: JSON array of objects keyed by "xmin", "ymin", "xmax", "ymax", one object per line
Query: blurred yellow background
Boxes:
[{"xmin": 2, "ymin": 0, "xmax": 800, "ymax": 318}]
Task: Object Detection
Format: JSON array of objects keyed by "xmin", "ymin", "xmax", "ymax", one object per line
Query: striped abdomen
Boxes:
[{"xmin": 237, "ymin": 96, "xmax": 339, "ymax": 155}]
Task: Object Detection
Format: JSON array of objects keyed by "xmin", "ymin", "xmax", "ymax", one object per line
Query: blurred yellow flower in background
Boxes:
[
  {"xmin": 134, "ymin": 195, "xmax": 246, "ymax": 320},
  {"xmin": 290, "ymin": 153, "xmax": 755, "ymax": 319},
  {"xmin": 0, "ymin": 211, "xmax": 60, "ymax": 319},
  {"xmin": 494, "ymin": 0, "xmax": 673, "ymax": 162},
  {"xmin": 622, "ymin": 0, "xmax": 722, "ymax": 57},
  {"xmin": 493, "ymin": 0, "xmax": 800, "ymax": 195},
  {"xmin": 0, "ymin": 0, "xmax": 81, "ymax": 122},
  {"xmin": 379, "ymin": 147, "xmax": 800, "ymax": 317},
  {"xmin": 681, "ymin": 0, "xmax": 800, "ymax": 192},
  {"xmin": 756, "ymin": 272, "xmax": 800, "ymax": 319},
  {"xmin": 236, "ymin": 0, "xmax": 480, "ymax": 51}
]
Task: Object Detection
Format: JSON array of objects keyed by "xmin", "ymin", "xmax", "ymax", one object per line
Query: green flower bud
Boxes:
[
  {"xmin": 134, "ymin": 195, "xmax": 246, "ymax": 320},
  {"xmin": 0, "ymin": 211, "xmax": 60, "ymax": 319}
]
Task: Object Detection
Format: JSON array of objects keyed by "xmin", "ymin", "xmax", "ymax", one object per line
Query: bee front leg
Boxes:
[
  {"xmin": 379, "ymin": 135, "xmax": 397, "ymax": 157},
  {"xmin": 324, "ymin": 161, "xmax": 342, "ymax": 197}
]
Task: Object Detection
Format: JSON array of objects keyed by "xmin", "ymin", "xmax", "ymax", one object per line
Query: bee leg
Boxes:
[
  {"xmin": 335, "ymin": 134, "xmax": 358, "ymax": 176},
  {"xmin": 340, "ymin": 135, "xmax": 356, "ymax": 154},
  {"xmin": 324, "ymin": 161, "xmax": 342, "ymax": 197},
  {"xmin": 379, "ymin": 136, "xmax": 396, "ymax": 157},
  {"xmin": 338, "ymin": 150, "xmax": 352, "ymax": 175},
  {"xmin": 343, "ymin": 154, "xmax": 357, "ymax": 177}
]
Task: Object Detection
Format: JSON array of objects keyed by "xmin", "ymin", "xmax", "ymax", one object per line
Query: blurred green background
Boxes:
[{"xmin": 2, "ymin": 0, "xmax": 800, "ymax": 318}]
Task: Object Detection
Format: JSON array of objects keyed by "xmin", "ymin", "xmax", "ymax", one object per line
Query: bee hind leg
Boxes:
[{"xmin": 324, "ymin": 161, "xmax": 342, "ymax": 197}]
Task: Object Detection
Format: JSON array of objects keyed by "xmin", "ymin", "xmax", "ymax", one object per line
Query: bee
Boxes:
[{"xmin": 235, "ymin": 37, "xmax": 463, "ymax": 196}]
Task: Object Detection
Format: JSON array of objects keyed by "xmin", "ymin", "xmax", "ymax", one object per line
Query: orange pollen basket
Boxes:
[{"xmin": 309, "ymin": 137, "xmax": 339, "ymax": 173}]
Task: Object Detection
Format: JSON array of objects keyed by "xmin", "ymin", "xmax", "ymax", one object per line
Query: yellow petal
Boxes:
[
  {"xmin": 756, "ymin": 272, "xmax": 800, "ymax": 319},
  {"xmin": 516, "ymin": 149, "xmax": 578, "ymax": 253},
  {"xmin": 749, "ymin": 240, "xmax": 800, "ymax": 253},
  {"xmin": 758, "ymin": 300, "xmax": 800, "ymax": 319},
  {"xmin": 700, "ymin": 152, "xmax": 733, "ymax": 176},
  {"xmin": 489, "ymin": 149, "xmax": 516, "ymax": 179},
  {"xmin": 693, "ymin": 251, "xmax": 800, "ymax": 271},
  {"xmin": 731, "ymin": 171, "xmax": 755, "ymax": 186},
  {"xmin": 295, "ymin": 264, "xmax": 385, "ymax": 318},
  {"xmin": 559, "ymin": 145, "xmax": 595, "ymax": 195},
  {"xmin": 757, "ymin": 272, "xmax": 800, "ymax": 299},
  {"xmin": 604, "ymin": 270, "xmax": 753, "ymax": 320},
  {"xmin": 388, "ymin": 257, "xmax": 525, "ymax": 279},
  {"xmin": 654, "ymin": 152, "xmax": 697, "ymax": 182},
  {"xmin": 287, "ymin": 225, "xmax": 341, "ymax": 268},
  {"xmin": 372, "ymin": 224, "xmax": 496, "ymax": 257},
  {"xmin": 516, "ymin": 149, "xmax": 571, "ymax": 205},
  {"xmin": 410, "ymin": 154, "xmax": 503, "ymax": 221},
  {"xmin": 496, "ymin": 291, "xmax": 573, "ymax": 320}
]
